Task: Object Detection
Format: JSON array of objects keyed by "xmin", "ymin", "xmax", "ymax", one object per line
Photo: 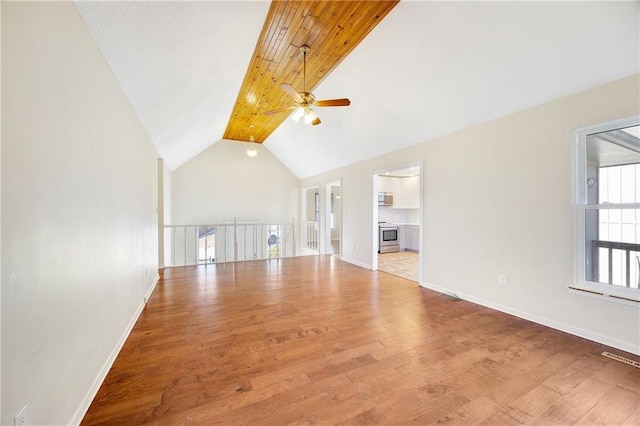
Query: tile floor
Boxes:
[{"xmin": 378, "ymin": 250, "xmax": 419, "ymax": 282}]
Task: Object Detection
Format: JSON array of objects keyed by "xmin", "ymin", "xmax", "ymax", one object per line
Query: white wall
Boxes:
[
  {"xmin": 171, "ymin": 140, "xmax": 299, "ymax": 225},
  {"xmin": 2, "ymin": 2, "xmax": 159, "ymax": 424},
  {"xmin": 158, "ymin": 158, "xmax": 172, "ymax": 267},
  {"xmin": 0, "ymin": 1, "xmax": 3, "ymax": 412},
  {"xmin": 0, "ymin": 4, "xmax": 4, "ymax": 414},
  {"xmin": 330, "ymin": 185, "xmax": 341, "ymax": 241},
  {"xmin": 301, "ymin": 74, "xmax": 640, "ymax": 355},
  {"xmin": 163, "ymin": 159, "xmax": 173, "ymax": 226}
]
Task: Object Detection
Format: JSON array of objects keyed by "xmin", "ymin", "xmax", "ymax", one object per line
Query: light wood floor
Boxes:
[
  {"xmin": 378, "ymin": 250, "xmax": 419, "ymax": 282},
  {"xmin": 82, "ymin": 256, "xmax": 640, "ymax": 425}
]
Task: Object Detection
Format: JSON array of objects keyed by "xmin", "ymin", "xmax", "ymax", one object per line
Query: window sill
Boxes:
[{"xmin": 569, "ymin": 285, "xmax": 640, "ymax": 307}]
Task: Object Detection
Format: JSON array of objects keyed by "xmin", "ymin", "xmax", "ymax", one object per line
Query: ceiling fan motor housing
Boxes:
[{"xmin": 301, "ymin": 92, "xmax": 315, "ymax": 106}]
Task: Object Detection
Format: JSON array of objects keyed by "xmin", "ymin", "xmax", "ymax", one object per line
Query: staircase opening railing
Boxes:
[
  {"xmin": 303, "ymin": 220, "xmax": 319, "ymax": 251},
  {"xmin": 163, "ymin": 218, "xmax": 296, "ymax": 267}
]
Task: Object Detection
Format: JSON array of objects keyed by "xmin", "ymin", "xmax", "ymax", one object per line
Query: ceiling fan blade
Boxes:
[
  {"xmin": 311, "ymin": 116, "xmax": 321, "ymax": 126},
  {"xmin": 280, "ymin": 83, "xmax": 303, "ymax": 103},
  {"xmin": 263, "ymin": 105, "xmax": 296, "ymax": 116},
  {"xmin": 315, "ymin": 98, "xmax": 351, "ymax": 107}
]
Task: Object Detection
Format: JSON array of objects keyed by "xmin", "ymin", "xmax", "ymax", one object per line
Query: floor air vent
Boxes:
[{"xmin": 601, "ymin": 351, "xmax": 640, "ymax": 368}]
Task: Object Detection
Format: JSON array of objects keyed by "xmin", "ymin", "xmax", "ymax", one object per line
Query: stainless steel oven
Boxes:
[{"xmin": 379, "ymin": 225, "xmax": 399, "ymax": 253}]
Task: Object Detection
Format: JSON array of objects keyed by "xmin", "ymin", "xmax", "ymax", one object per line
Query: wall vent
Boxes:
[{"xmin": 601, "ymin": 351, "xmax": 640, "ymax": 368}]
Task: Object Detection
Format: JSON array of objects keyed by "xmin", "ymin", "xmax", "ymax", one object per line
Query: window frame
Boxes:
[{"xmin": 572, "ymin": 115, "xmax": 640, "ymax": 305}]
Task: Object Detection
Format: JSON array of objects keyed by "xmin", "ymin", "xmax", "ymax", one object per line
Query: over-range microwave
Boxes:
[{"xmin": 378, "ymin": 192, "xmax": 393, "ymax": 206}]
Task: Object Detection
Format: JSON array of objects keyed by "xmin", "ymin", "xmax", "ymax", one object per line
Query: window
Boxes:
[{"xmin": 573, "ymin": 116, "xmax": 640, "ymax": 304}]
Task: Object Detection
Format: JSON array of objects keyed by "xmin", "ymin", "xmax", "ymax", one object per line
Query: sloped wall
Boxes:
[{"xmin": 2, "ymin": 2, "xmax": 158, "ymax": 424}]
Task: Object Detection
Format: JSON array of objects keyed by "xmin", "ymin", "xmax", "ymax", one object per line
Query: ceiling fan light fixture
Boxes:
[
  {"xmin": 304, "ymin": 108, "xmax": 318, "ymax": 124},
  {"xmin": 291, "ymin": 106, "xmax": 304, "ymax": 122}
]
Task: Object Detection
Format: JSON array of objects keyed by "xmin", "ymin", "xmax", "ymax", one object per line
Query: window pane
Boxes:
[
  {"xmin": 599, "ymin": 221, "xmax": 609, "ymax": 240},
  {"xmin": 621, "ymin": 223, "xmax": 635, "ymax": 243},
  {"xmin": 622, "ymin": 208, "xmax": 635, "ymax": 223},
  {"xmin": 587, "ymin": 125, "xmax": 640, "ymax": 205},
  {"xmin": 585, "ymin": 209, "xmax": 640, "ymax": 287},
  {"xmin": 609, "ymin": 222, "xmax": 621, "ymax": 241},
  {"xmin": 612, "ymin": 249, "xmax": 622, "ymax": 285},
  {"xmin": 607, "ymin": 167, "xmax": 621, "ymax": 203},
  {"xmin": 598, "ymin": 168, "xmax": 608, "ymax": 204},
  {"xmin": 636, "ymin": 164, "xmax": 640, "ymax": 203},
  {"xmin": 621, "ymin": 165, "xmax": 636, "ymax": 203},
  {"xmin": 597, "ymin": 247, "xmax": 609, "ymax": 284},
  {"xmin": 631, "ymin": 251, "xmax": 640, "ymax": 289},
  {"xmin": 610, "ymin": 208, "xmax": 621, "ymax": 223}
]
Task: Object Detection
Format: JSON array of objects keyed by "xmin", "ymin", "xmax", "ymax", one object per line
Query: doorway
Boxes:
[
  {"xmin": 326, "ymin": 179, "xmax": 341, "ymax": 255},
  {"xmin": 373, "ymin": 163, "xmax": 423, "ymax": 283},
  {"xmin": 302, "ymin": 185, "xmax": 320, "ymax": 254}
]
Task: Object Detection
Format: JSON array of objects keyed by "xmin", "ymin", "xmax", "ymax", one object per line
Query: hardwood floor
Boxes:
[{"xmin": 82, "ymin": 256, "xmax": 640, "ymax": 425}]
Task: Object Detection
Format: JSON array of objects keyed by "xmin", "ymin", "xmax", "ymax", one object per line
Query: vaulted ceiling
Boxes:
[
  {"xmin": 223, "ymin": 1, "xmax": 398, "ymax": 143},
  {"xmin": 74, "ymin": 1, "xmax": 639, "ymax": 179}
]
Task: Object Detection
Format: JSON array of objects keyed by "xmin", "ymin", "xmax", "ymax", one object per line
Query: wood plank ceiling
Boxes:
[{"xmin": 223, "ymin": 1, "xmax": 399, "ymax": 144}]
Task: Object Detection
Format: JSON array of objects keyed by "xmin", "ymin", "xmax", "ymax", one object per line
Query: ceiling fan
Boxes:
[{"xmin": 263, "ymin": 45, "xmax": 350, "ymax": 126}]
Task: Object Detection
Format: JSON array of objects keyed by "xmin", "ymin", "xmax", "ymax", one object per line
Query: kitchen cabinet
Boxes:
[
  {"xmin": 397, "ymin": 225, "xmax": 407, "ymax": 250},
  {"xmin": 396, "ymin": 224, "xmax": 418, "ymax": 251},
  {"xmin": 408, "ymin": 176, "xmax": 420, "ymax": 208},
  {"xmin": 392, "ymin": 176, "xmax": 419, "ymax": 209},
  {"xmin": 406, "ymin": 225, "xmax": 419, "ymax": 251},
  {"xmin": 378, "ymin": 176, "xmax": 393, "ymax": 193},
  {"xmin": 391, "ymin": 177, "xmax": 405, "ymax": 208},
  {"xmin": 379, "ymin": 175, "xmax": 419, "ymax": 209}
]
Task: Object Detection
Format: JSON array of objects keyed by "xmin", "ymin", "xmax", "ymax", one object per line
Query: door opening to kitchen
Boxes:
[{"xmin": 373, "ymin": 163, "xmax": 422, "ymax": 283}]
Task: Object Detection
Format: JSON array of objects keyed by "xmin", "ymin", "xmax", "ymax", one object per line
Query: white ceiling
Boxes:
[{"xmin": 74, "ymin": 1, "xmax": 639, "ymax": 179}]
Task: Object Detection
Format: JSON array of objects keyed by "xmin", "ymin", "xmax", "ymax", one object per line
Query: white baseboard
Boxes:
[
  {"xmin": 421, "ymin": 281, "xmax": 640, "ymax": 356},
  {"xmin": 340, "ymin": 256, "xmax": 371, "ymax": 270},
  {"xmin": 70, "ymin": 274, "xmax": 160, "ymax": 424},
  {"xmin": 144, "ymin": 273, "xmax": 160, "ymax": 304}
]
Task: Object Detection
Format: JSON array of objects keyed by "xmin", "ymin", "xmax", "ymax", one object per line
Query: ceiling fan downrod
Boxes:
[{"xmin": 300, "ymin": 45, "xmax": 310, "ymax": 93}]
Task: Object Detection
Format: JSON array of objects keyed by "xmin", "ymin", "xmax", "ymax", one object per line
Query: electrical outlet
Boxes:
[
  {"xmin": 14, "ymin": 404, "xmax": 27, "ymax": 426},
  {"xmin": 498, "ymin": 274, "xmax": 507, "ymax": 286},
  {"xmin": 352, "ymin": 244, "xmax": 356, "ymax": 251}
]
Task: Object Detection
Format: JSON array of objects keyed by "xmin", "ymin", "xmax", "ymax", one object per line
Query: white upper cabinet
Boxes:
[
  {"xmin": 391, "ymin": 175, "xmax": 419, "ymax": 209},
  {"xmin": 378, "ymin": 176, "xmax": 393, "ymax": 193},
  {"xmin": 409, "ymin": 175, "xmax": 420, "ymax": 208},
  {"xmin": 378, "ymin": 175, "xmax": 419, "ymax": 209}
]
